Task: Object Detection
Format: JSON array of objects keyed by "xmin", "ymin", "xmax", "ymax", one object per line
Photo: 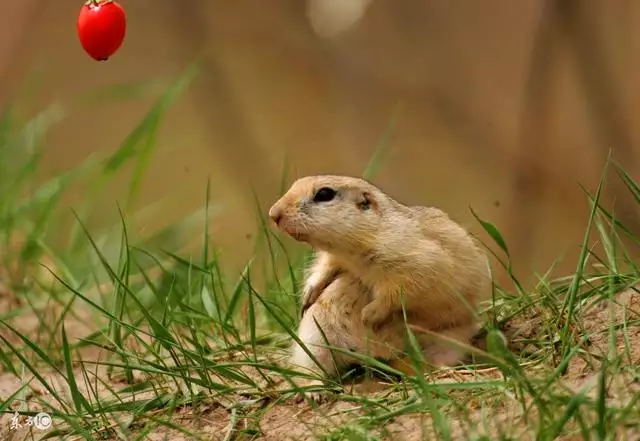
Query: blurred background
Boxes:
[{"xmin": 0, "ymin": 0, "xmax": 638, "ymax": 288}]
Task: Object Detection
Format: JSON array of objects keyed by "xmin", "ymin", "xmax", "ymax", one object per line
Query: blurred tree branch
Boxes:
[
  {"xmin": 510, "ymin": 0, "xmax": 638, "ymax": 264},
  {"xmin": 0, "ymin": 0, "xmax": 38, "ymax": 102},
  {"xmin": 165, "ymin": 0, "xmax": 276, "ymax": 195},
  {"xmin": 556, "ymin": 0, "xmax": 638, "ymax": 228},
  {"xmin": 509, "ymin": 0, "xmax": 558, "ymax": 262}
]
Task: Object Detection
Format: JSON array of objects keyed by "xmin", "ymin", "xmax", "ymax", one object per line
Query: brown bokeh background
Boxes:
[{"xmin": 1, "ymin": 0, "xmax": 638, "ymax": 288}]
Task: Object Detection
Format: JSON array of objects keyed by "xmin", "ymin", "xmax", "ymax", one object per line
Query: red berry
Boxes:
[{"xmin": 77, "ymin": 0, "xmax": 126, "ymax": 61}]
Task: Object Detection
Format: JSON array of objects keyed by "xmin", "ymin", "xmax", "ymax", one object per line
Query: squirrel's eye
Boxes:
[{"xmin": 313, "ymin": 187, "xmax": 336, "ymax": 203}]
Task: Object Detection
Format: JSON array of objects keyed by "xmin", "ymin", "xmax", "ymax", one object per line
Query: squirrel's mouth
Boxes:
[
  {"xmin": 274, "ymin": 217, "xmax": 310, "ymax": 243},
  {"xmin": 280, "ymin": 225, "xmax": 308, "ymax": 243}
]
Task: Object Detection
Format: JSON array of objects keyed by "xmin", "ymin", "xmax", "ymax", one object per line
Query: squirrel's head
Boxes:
[{"xmin": 268, "ymin": 175, "xmax": 387, "ymax": 253}]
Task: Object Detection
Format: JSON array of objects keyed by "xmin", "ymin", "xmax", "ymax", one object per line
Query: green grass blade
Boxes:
[
  {"xmin": 61, "ymin": 323, "xmax": 93, "ymax": 414},
  {"xmin": 363, "ymin": 103, "xmax": 402, "ymax": 180}
]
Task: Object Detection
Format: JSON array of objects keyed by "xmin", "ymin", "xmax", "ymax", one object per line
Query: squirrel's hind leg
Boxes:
[
  {"xmin": 385, "ymin": 323, "xmax": 480, "ymax": 375},
  {"xmin": 289, "ymin": 305, "xmax": 352, "ymax": 403}
]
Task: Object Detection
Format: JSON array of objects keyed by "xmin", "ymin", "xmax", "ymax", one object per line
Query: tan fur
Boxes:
[{"xmin": 268, "ymin": 175, "xmax": 492, "ymax": 400}]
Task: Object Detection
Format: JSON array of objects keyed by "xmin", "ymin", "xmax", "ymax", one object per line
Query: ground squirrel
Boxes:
[{"xmin": 268, "ymin": 175, "xmax": 492, "ymax": 399}]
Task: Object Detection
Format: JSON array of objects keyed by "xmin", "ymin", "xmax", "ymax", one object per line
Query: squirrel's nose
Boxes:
[{"xmin": 268, "ymin": 207, "xmax": 283, "ymax": 226}]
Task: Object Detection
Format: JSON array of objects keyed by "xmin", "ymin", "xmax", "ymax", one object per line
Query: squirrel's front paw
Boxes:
[{"xmin": 361, "ymin": 302, "xmax": 389, "ymax": 332}]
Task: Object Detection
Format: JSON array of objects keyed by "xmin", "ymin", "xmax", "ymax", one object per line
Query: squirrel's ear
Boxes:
[{"xmin": 357, "ymin": 191, "xmax": 377, "ymax": 211}]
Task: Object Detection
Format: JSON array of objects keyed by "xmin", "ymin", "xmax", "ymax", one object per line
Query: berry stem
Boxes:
[{"xmin": 84, "ymin": 0, "xmax": 113, "ymax": 5}]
